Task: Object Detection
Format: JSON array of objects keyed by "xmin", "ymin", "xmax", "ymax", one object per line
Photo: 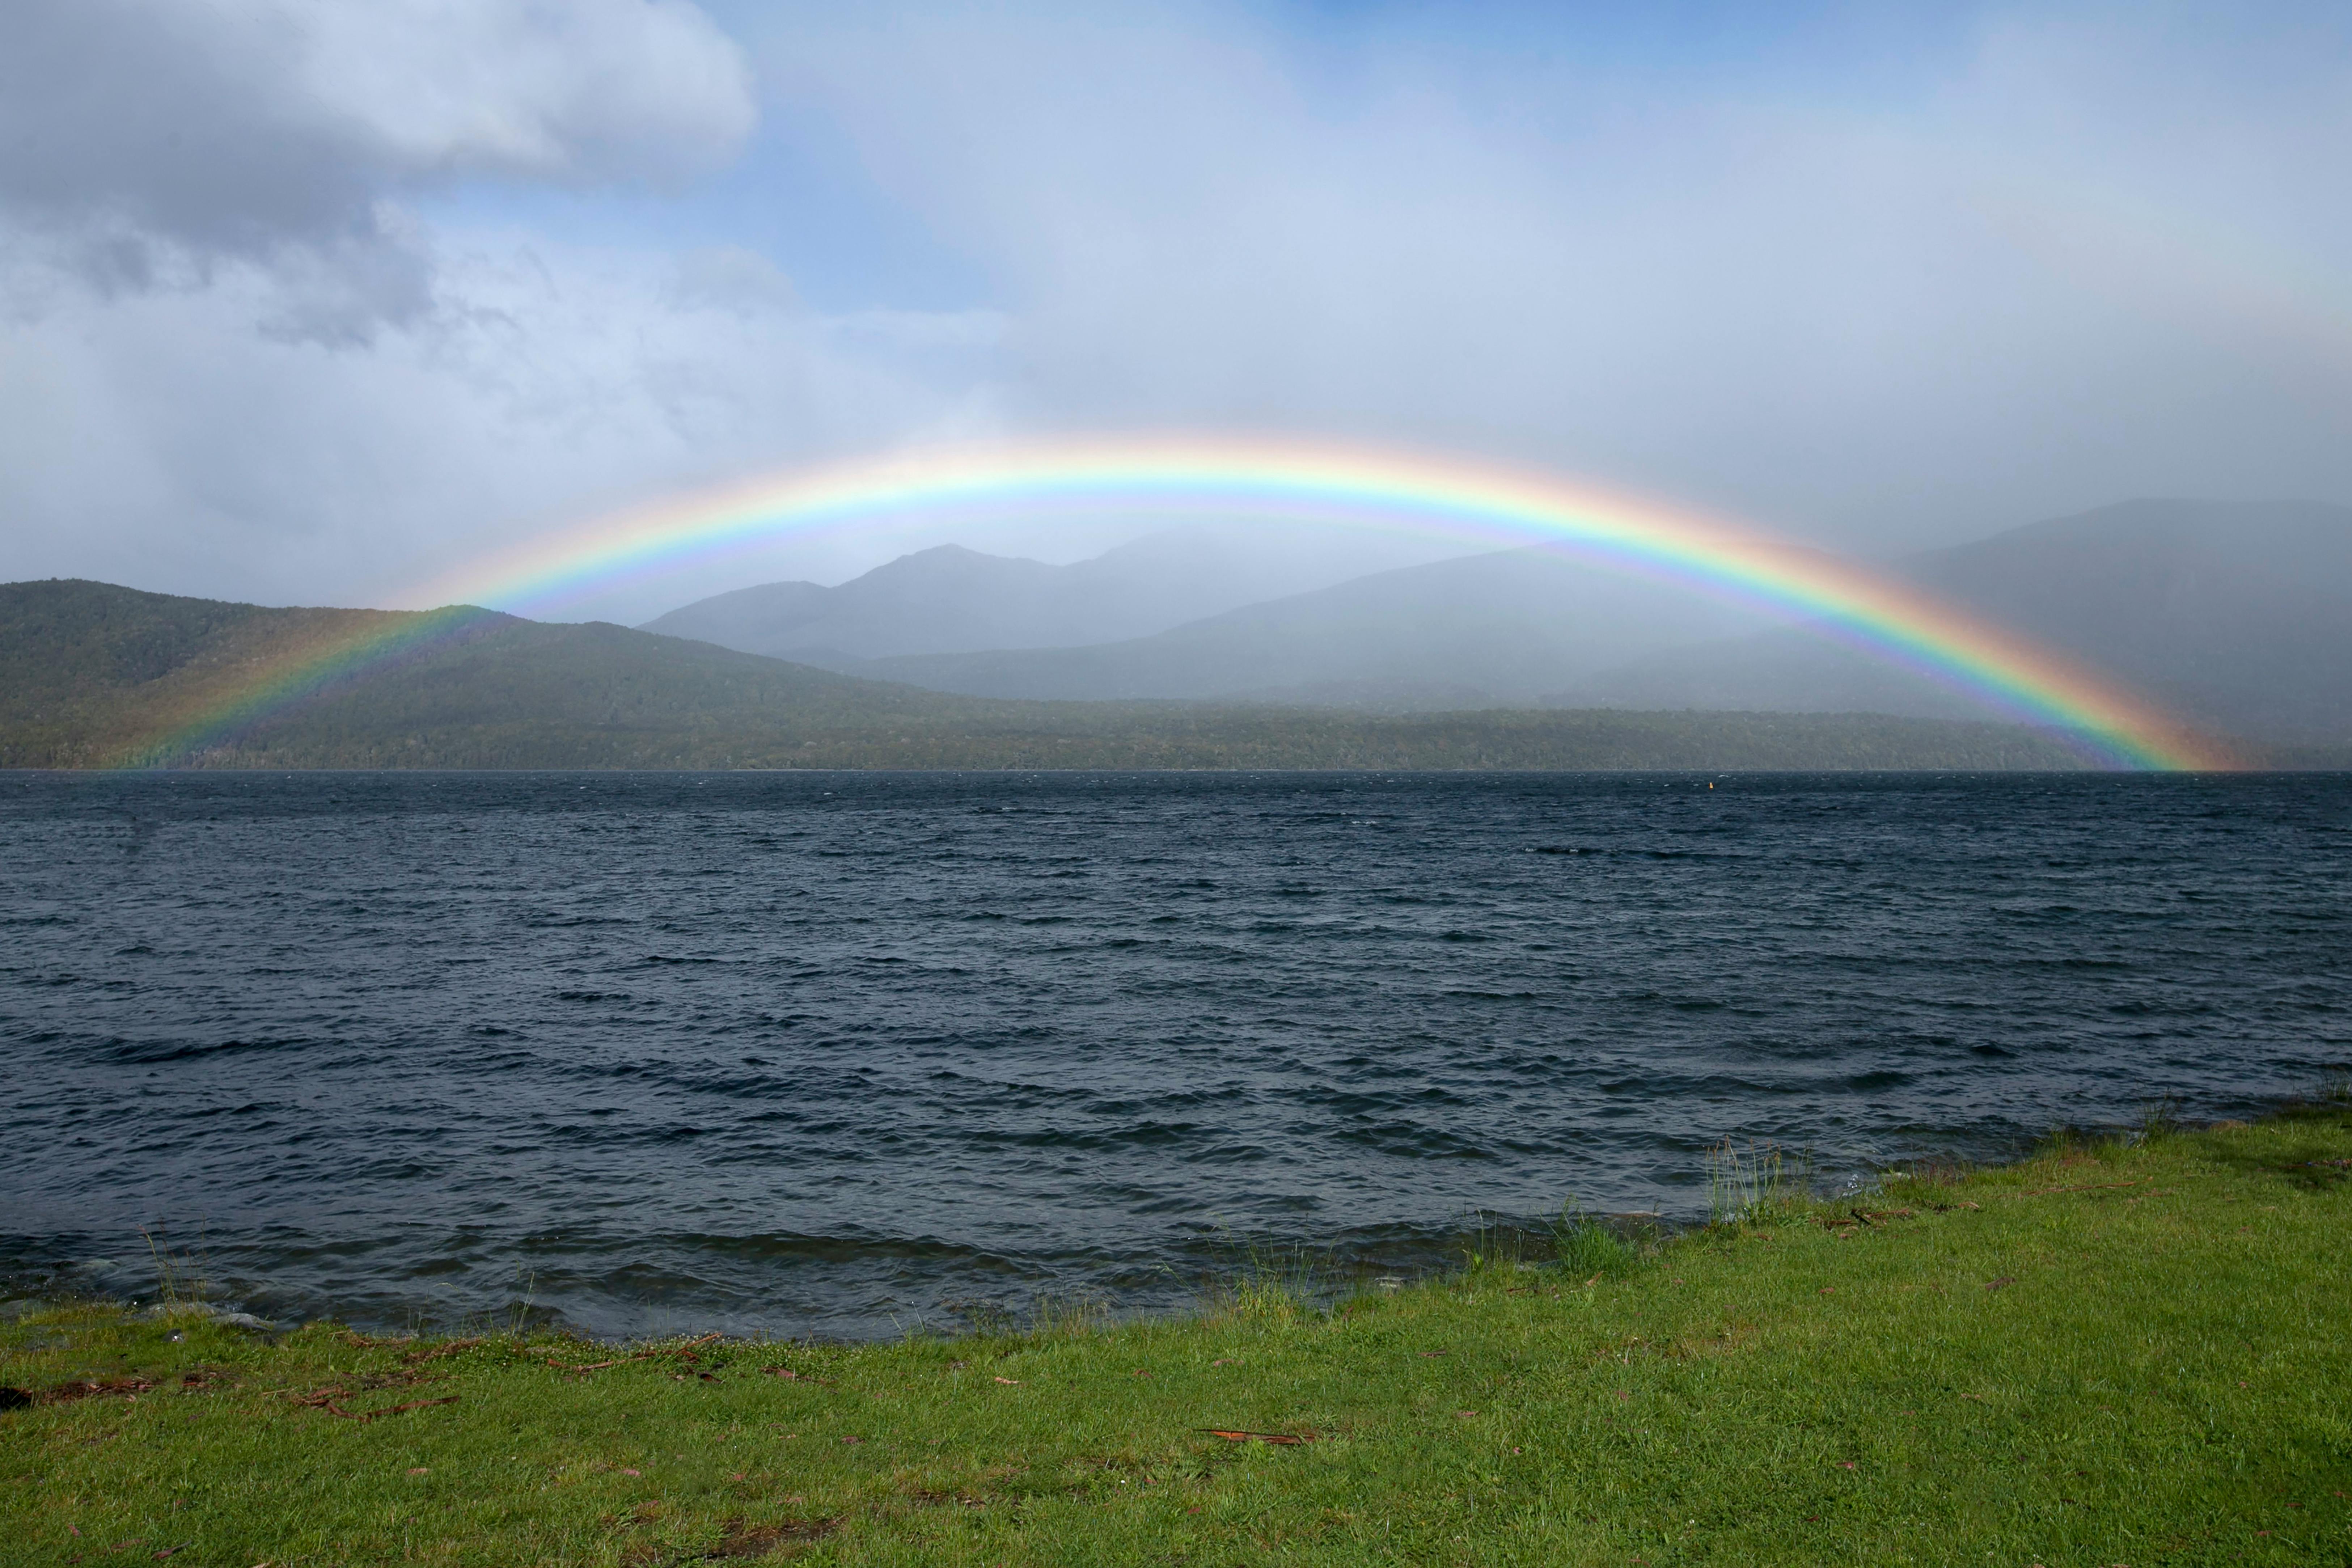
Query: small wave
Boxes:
[
  {"xmin": 94, "ymin": 1036, "xmax": 308, "ymax": 1065},
  {"xmin": 1, "ymin": 768, "xmax": 2338, "ymax": 1339}
]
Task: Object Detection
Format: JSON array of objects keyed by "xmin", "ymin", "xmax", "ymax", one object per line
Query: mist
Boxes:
[{"xmin": 3, "ymin": 1, "xmax": 2350, "ymax": 627}]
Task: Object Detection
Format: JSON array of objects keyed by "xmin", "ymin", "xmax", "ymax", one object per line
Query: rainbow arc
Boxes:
[{"xmin": 120, "ymin": 436, "xmax": 2234, "ymax": 770}]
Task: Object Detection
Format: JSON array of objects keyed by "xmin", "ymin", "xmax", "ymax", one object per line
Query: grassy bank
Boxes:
[{"xmin": 4, "ymin": 1108, "xmax": 2348, "ymax": 1566}]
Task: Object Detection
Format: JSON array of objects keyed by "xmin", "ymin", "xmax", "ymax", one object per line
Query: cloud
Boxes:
[
  {"xmin": 5, "ymin": 1, "xmax": 2351, "ymax": 620},
  {"xmin": 0, "ymin": 1, "xmax": 1004, "ymax": 619},
  {"xmin": 0, "ymin": 0, "xmax": 755, "ymax": 325},
  {"xmin": 0, "ymin": 228, "xmax": 1007, "ymax": 617},
  {"xmin": 758, "ymin": 3, "xmax": 2352, "ymax": 550},
  {"xmin": 665, "ymin": 243, "xmax": 796, "ymax": 316}
]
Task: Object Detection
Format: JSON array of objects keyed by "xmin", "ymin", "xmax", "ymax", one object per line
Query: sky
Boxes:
[{"xmin": 3, "ymin": 0, "xmax": 2349, "ymax": 624}]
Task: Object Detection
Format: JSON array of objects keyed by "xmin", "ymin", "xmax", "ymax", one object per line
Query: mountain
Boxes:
[
  {"xmin": 0, "ymin": 578, "xmax": 980, "ymax": 770},
  {"xmin": 841, "ymin": 545, "xmax": 1795, "ymax": 706},
  {"xmin": 736, "ymin": 498, "xmax": 2352, "ymax": 745},
  {"xmin": 636, "ymin": 526, "xmax": 1422, "ymax": 664},
  {"xmin": 1566, "ymin": 499, "xmax": 2352, "ymax": 743},
  {"xmin": 0, "ymin": 579, "xmax": 2112, "ymax": 771}
]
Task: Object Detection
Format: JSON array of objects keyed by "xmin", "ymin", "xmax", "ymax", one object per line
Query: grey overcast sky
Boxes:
[{"xmin": 3, "ymin": 0, "xmax": 2349, "ymax": 623}]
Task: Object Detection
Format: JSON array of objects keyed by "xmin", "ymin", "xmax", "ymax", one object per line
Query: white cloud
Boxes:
[
  {"xmin": 668, "ymin": 244, "xmax": 804, "ymax": 316},
  {"xmin": 756, "ymin": 3, "xmax": 2352, "ymax": 551},
  {"xmin": 5, "ymin": 1, "xmax": 2351, "ymax": 619},
  {"xmin": 0, "ymin": 0, "xmax": 755, "ymax": 322},
  {"xmin": 0, "ymin": 231, "xmax": 1008, "ymax": 619},
  {"xmin": 0, "ymin": 1, "xmax": 1002, "ymax": 620},
  {"xmin": 291, "ymin": 0, "xmax": 758, "ymax": 183},
  {"xmin": 0, "ymin": 1, "xmax": 1007, "ymax": 621}
]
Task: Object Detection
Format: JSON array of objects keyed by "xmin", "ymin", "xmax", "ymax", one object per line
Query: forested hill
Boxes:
[{"xmin": 0, "ymin": 578, "xmax": 2129, "ymax": 771}]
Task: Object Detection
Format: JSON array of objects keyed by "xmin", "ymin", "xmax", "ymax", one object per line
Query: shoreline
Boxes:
[
  {"xmin": 5, "ymin": 1091, "xmax": 2347, "ymax": 1562},
  {"xmin": 7, "ymin": 1092, "xmax": 2322, "ymax": 1348}
]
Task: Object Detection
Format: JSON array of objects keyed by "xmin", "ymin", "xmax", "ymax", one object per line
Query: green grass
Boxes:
[{"xmin": 4, "ymin": 1107, "xmax": 2349, "ymax": 1565}]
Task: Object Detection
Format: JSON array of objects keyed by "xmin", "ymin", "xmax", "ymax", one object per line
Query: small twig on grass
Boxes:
[
  {"xmin": 544, "ymin": 1331, "xmax": 725, "ymax": 1376},
  {"xmin": 288, "ymin": 1387, "xmax": 460, "ymax": 1422},
  {"xmin": 286, "ymin": 1388, "xmax": 364, "ymax": 1420},
  {"xmin": 33, "ymin": 1378, "xmax": 157, "ymax": 1406},
  {"xmin": 1199, "ymin": 1428, "xmax": 1313, "ymax": 1445},
  {"xmin": 763, "ymin": 1366, "xmax": 838, "ymax": 1385},
  {"xmin": 402, "ymin": 1336, "xmax": 485, "ymax": 1365}
]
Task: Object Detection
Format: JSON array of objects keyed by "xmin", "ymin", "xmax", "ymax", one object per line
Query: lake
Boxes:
[{"xmin": 3, "ymin": 770, "xmax": 2344, "ymax": 1337}]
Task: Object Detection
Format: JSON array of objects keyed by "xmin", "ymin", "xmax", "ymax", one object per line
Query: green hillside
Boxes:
[{"xmin": 2, "ymin": 579, "xmax": 2107, "ymax": 770}]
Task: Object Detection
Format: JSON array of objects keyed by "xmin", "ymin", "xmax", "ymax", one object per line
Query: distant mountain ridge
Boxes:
[
  {"xmin": 0, "ymin": 579, "xmax": 2130, "ymax": 771},
  {"xmin": 1564, "ymin": 499, "xmax": 2352, "ymax": 743},
  {"xmin": 640, "ymin": 497, "xmax": 2352, "ymax": 744},
  {"xmin": 9, "ymin": 495, "xmax": 2342, "ymax": 769},
  {"xmin": 846, "ymin": 544, "xmax": 1792, "ymax": 705},
  {"xmin": 638, "ymin": 526, "xmax": 1412, "ymax": 664}
]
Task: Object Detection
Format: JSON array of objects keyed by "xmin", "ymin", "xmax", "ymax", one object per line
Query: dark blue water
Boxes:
[{"xmin": 2, "ymin": 770, "xmax": 2345, "ymax": 1338}]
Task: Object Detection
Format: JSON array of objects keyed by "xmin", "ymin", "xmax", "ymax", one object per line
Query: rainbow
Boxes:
[{"xmin": 123, "ymin": 435, "xmax": 2233, "ymax": 769}]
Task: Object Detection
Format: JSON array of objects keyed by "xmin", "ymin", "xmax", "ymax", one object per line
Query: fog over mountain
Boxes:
[
  {"xmin": 636, "ymin": 525, "xmax": 1456, "ymax": 664},
  {"xmin": 1565, "ymin": 500, "xmax": 2352, "ymax": 743},
  {"xmin": 639, "ymin": 498, "xmax": 2352, "ymax": 744},
  {"xmin": 1, "ymin": 578, "xmax": 2099, "ymax": 773},
  {"xmin": 843, "ymin": 546, "xmax": 1796, "ymax": 708}
]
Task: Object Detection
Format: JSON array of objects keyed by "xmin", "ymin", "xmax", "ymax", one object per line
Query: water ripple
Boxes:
[{"xmin": 1, "ymin": 768, "xmax": 2346, "ymax": 1337}]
